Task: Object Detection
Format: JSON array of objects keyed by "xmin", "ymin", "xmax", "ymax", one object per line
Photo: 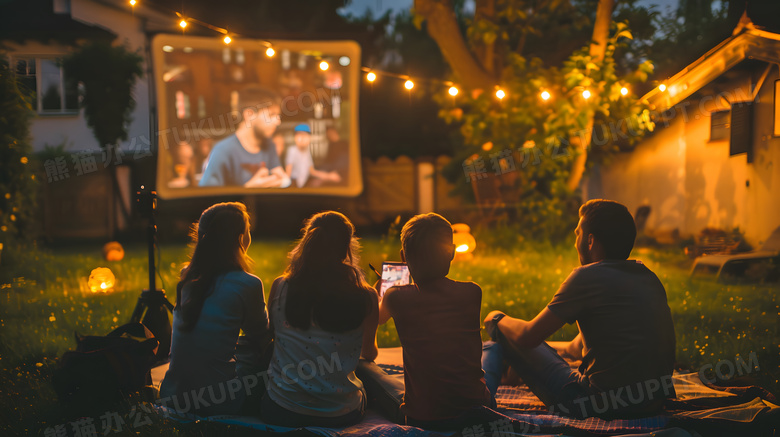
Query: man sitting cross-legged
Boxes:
[{"xmin": 483, "ymin": 199, "xmax": 676, "ymax": 419}]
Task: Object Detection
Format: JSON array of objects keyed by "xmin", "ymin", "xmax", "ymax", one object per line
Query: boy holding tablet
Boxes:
[{"xmin": 363, "ymin": 213, "xmax": 492, "ymax": 429}]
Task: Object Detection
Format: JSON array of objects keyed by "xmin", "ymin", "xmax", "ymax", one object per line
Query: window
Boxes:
[
  {"xmin": 14, "ymin": 57, "xmax": 79, "ymax": 114},
  {"xmin": 710, "ymin": 110, "xmax": 730, "ymax": 142}
]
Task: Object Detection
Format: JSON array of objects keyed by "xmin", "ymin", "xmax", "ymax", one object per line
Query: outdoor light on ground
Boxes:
[
  {"xmin": 405, "ymin": 80, "xmax": 414, "ymax": 90},
  {"xmin": 452, "ymin": 223, "xmax": 476, "ymax": 260},
  {"xmin": 88, "ymin": 267, "xmax": 116, "ymax": 293},
  {"xmin": 102, "ymin": 242, "xmax": 125, "ymax": 262}
]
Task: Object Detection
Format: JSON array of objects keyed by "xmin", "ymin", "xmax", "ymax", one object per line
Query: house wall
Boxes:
[
  {"xmin": 586, "ymin": 70, "xmax": 780, "ymax": 247},
  {"xmin": 3, "ymin": 0, "xmax": 151, "ymax": 154}
]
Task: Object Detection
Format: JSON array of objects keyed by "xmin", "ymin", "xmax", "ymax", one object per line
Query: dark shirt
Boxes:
[{"xmin": 386, "ymin": 279, "xmax": 492, "ymax": 421}]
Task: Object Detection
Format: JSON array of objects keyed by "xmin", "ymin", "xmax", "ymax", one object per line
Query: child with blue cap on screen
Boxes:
[{"xmin": 285, "ymin": 123, "xmax": 341, "ymax": 188}]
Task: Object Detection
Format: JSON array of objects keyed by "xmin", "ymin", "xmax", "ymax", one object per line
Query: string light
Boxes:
[
  {"xmin": 366, "ymin": 72, "xmax": 377, "ymax": 82},
  {"xmin": 265, "ymin": 47, "xmax": 275, "ymax": 57},
  {"xmin": 620, "ymin": 86, "xmax": 629, "ymax": 96},
  {"xmin": 223, "ymin": 35, "xmax": 232, "ymax": 44},
  {"xmin": 179, "ymin": 19, "xmax": 188, "ymax": 29},
  {"xmin": 404, "ymin": 80, "xmax": 414, "ymax": 90},
  {"xmin": 129, "ymin": 0, "xmax": 136, "ymax": 6},
  {"xmin": 495, "ymin": 88, "xmax": 505, "ymax": 99},
  {"xmin": 448, "ymin": 86, "xmax": 459, "ymax": 96},
  {"xmin": 319, "ymin": 61, "xmax": 329, "ymax": 71},
  {"xmin": 659, "ymin": 84, "xmax": 667, "ymax": 92},
  {"xmin": 582, "ymin": 89, "xmax": 591, "ymax": 99},
  {"xmin": 540, "ymin": 90, "xmax": 551, "ymax": 101}
]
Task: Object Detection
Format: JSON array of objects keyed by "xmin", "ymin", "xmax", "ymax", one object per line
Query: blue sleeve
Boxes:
[
  {"xmin": 199, "ymin": 145, "xmax": 229, "ymax": 186},
  {"xmin": 267, "ymin": 144, "xmax": 281, "ymax": 170}
]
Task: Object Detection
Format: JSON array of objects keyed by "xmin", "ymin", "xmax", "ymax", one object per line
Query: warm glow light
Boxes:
[
  {"xmin": 540, "ymin": 90, "xmax": 551, "ymax": 100},
  {"xmin": 582, "ymin": 89, "xmax": 591, "ymax": 99},
  {"xmin": 366, "ymin": 72, "xmax": 377, "ymax": 82},
  {"xmin": 495, "ymin": 89, "xmax": 505, "ymax": 99},
  {"xmin": 223, "ymin": 35, "xmax": 232, "ymax": 44},
  {"xmin": 620, "ymin": 86, "xmax": 629, "ymax": 96},
  {"xmin": 448, "ymin": 86, "xmax": 459, "ymax": 96},
  {"xmin": 179, "ymin": 20, "xmax": 188, "ymax": 29},
  {"xmin": 659, "ymin": 83, "xmax": 667, "ymax": 92},
  {"xmin": 452, "ymin": 223, "xmax": 476, "ymax": 259},
  {"xmin": 129, "ymin": 0, "xmax": 136, "ymax": 5},
  {"xmin": 456, "ymin": 244, "xmax": 470, "ymax": 253},
  {"xmin": 266, "ymin": 47, "xmax": 275, "ymax": 57},
  {"xmin": 319, "ymin": 61, "xmax": 329, "ymax": 71},
  {"xmin": 404, "ymin": 80, "xmax": 414, "ymax": 90},
  {"xmin": 88, "ymin": 267, "xmax": 116, "ymax": 293}
]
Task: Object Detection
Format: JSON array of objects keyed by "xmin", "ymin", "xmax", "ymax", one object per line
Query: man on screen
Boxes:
[{"xmin": 199, "ymin": 87, "xmax": 291, "ymax": 188}]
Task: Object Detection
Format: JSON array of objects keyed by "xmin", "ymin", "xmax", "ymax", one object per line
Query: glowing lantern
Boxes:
[
  {"xmin": 452, "ymin": 223, "xmax": 476, "ymax": 260},
  {"xmin": 88, "ymin": 267, "xmax": 116, "ymax": 293},
  {"xmin": 102, "ymin": 242, "xmax": 125, "ymax": 261}
]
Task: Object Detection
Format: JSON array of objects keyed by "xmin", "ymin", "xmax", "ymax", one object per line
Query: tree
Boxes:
[
  {"xmin": 0, "ymin": 59, "xmax": 37, "ymax": 274},
  {"xmin": 415, "ymin": 0, "xmax": 655, "ymax": 238}
]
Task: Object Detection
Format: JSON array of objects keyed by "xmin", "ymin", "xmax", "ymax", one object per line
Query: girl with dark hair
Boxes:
[
  {"xmin": 160, "ymin": 202, "xmax": 272, "ymax": 415},
  {"xmin": 261, "ymin": 211, "xmax": 379, "ymax": 427}
]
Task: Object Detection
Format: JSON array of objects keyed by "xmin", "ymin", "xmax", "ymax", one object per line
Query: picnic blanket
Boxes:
[{"xmin": 150, "ymin": 348, "xmax": 779, "ymax": 436}]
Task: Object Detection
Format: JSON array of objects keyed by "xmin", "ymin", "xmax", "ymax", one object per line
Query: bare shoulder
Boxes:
[{"xmin": 447, "ymin": 278, "xmax": 483, "ymax": 296}]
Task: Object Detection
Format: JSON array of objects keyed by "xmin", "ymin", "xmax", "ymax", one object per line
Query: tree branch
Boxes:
[{"xmin": 414, "ymin": 0, "xmax": 495, "ymax": 91}]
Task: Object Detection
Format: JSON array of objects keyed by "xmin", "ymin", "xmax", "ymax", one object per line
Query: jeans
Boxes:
[
  {"xmin": 259, "ymin": 389, "xmax": 367, "ymax": 428},
  {"xmin": 482, "ymin": 325, "xmax": 591, "ymax": 417},
  {"xmin": 355, "ymin": 359, "xmax": 405, "ymax": 423}
]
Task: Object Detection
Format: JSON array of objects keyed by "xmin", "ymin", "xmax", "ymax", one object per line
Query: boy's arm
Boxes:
[
  {"xmin": 377, "ymin": 286, "xmax": 395, "ymax": 325},
  {"xmin": 484, "ymin": 307, "xmax": 565, "ymax": 348}
]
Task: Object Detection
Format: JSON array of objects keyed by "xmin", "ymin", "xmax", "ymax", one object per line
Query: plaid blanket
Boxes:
[{"xmin": 151, "ymin": 348, "xmax": 778, "ymax": 436}]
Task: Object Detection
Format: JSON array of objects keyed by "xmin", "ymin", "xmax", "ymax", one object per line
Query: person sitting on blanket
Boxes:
[
  {"xmin": 261, "ymin": 211, "xmax": 380, "ymax": 428},
  {"xmin": 483, "ymin": 199, "xmax": 676, "ymax": 419},
  {"xmin": 361, "ymin": 213, "xmax": 493, "ymax": 430},
  {"xmin": 160, "ymin": 202, "xmax": 272, "ymax": 416}
]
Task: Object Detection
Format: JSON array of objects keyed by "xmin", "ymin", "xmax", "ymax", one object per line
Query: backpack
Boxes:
[{"xmin": 52, "ymin": 322, "xmax": 159, "ymax": 415}]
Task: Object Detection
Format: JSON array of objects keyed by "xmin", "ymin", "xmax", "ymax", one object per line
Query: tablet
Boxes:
[{"xmin": 379, "ymin": 261, "xmax": 411, "ymax": 298}]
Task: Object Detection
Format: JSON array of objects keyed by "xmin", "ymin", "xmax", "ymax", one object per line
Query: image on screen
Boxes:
[
  {"xmin": 380, "ymin": 262, "xmax": 411, "ymax": 298},
  {"xmin": 152, "ymin": 35, "xmax": 362, "ymax": 199}
]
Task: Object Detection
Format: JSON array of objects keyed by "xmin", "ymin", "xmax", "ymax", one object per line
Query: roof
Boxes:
[
  {"xmin": 642, "ymin": 22, "xmax": 780, "ymax": 113},
  {"xmin": 0, "ymin": 0, "xmax": 116, "ymax": 45}
]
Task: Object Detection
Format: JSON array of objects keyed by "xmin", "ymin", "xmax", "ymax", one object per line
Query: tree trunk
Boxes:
[
  {"xmin": 565, "ymin": 0, "xmax": 615, "ymax": 192},
  {"xmin": 414, "ymin": 0, "xmax": 495, "ymax": 91}
]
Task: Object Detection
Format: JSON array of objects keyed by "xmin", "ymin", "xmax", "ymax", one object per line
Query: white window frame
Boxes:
[{"xmin": 13, "ymin": 56, "xmax": 79, "ymax": 116}]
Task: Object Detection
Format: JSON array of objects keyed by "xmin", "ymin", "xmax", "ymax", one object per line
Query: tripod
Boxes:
[{"xmin": 130, "ymin": 187, "xmax": 174, "ymax": 363}]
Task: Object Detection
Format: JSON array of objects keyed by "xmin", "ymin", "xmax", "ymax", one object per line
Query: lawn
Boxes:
[{"xmin": 1, "ymin": 233, "xmax": 778, "ymax": 436}]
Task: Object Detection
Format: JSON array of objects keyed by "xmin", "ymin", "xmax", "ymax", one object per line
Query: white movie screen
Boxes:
[{"xmin": 152, "ymin": 35, "xmax": 362, "ymax": 199}]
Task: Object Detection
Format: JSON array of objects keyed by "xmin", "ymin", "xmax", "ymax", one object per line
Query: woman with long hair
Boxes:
[
  {"xmin": 261, "ymin": 211, "xmax": 379, "ymax": 427},
  {"xmin": 160, "ymin": 202, "xmax": 272, "ymax": 415}
]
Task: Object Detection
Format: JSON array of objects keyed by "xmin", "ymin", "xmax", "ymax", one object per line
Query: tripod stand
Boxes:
[{"xmin": 130, "ymin": 187, "xmax": 173, "ymax": 363}]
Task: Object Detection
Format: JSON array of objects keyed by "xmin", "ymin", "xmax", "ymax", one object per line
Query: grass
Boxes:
[{"xmin": 1, "ymin": 234, "xmax": 778, "ymax": 436}]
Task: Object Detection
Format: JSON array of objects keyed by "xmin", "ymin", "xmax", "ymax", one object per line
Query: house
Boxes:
[{"xmin": 585, "ymin": 17, "xmax": 780, "ymax": 248}]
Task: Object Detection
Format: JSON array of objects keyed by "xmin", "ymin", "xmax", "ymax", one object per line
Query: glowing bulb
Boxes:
[
  {"xmin": 582, "ymin": 89, "xmax": 591, "ymax": 99},
  {"xmin": 456, "ymin": 244, "xmax": 470, "ymax": 253},
  {"xmin": 223, "ymin": 35, "xmax": 232, "ymax": 44},
  {"xmin": 404, "ymin": 80, "xmax": 414, "ymax": 90},
  {"xmin": 659, "ymin": 84, "xmax": 667, "ymax": 92},
  {"xmin": 319, "ymin": 61, "xmax": 329, "ymax": 71},
  {"xmin": 448, "ymin": 86, "xmax": 459, "ymax": 96},
  {"xmin": 179, "ymin": 20, "xmax": 187, "ymax": 29},
  {"xmin": 495, "ymin": 89, "xmax": 505, "ymax": 99},
  {"xmin": 129, "ymin": 0, "xmax": 136, "ymax": 5},
  {"xmin": 540, "ymin": 90, "xmax": 551, "ymax": 100},
  {"xmin": 366, "ymin": 72, "xmax": 376, "ymax": 82},
  {"xmin": 266, "ymin": 47, "xmax": 275, "ymax": 57},
  {"xmin": 100, "ymin": 282, "xmax": 108, "ymax": 290},
  {"xmin": 620, "ymin": 87, "xmax": 628, "ymax": 96}
]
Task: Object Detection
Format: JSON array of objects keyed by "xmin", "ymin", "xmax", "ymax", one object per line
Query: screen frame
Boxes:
[{"xmin": 151, "ymin": 34, "xmax": 363, "ymax": 199}]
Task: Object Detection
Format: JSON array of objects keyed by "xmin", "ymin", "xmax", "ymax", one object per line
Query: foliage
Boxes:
[
  {"xmin": 0, "ymin": 59, "xmax": 38, "ymax": 267},
  {"xmin": 439, "ymin": 19, "xmax": 655, "ymax": 240},
  {"xmin": 62, "ymin": 42, "xmax": 143, "ymax": 150}
]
